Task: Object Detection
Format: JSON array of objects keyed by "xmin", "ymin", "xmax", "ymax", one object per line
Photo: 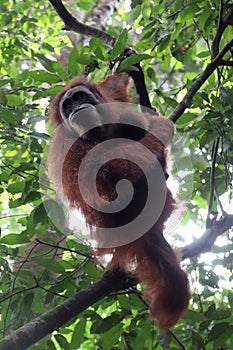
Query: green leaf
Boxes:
[
  {"xmin": 33, "ymin": 85, "xmax": 64, "ymax": 100},
  {"xmin": 228, "ymin": 292, "xmax": 233, "ymax": 310},
  {"xmin": 41, "ymin": 43, "xmax": 55, "ymax": 53},
  {"xmin": 53, "ymin": 61, "xmax": 68, "ymax": 80},
  {"xmin": 78, "ymin": 0, "xmax": 94, "ymax": 12},
  {"xmin": 30, "ymin": 70, "xmax": 61, "ymax": 84},
  {"xmin": 8, "ymin": 181, "xmax": 24, "ymax": 194},
  {"xmin": 142, "ymin": 1, "xmax": 151, "ymax": 21},
  {"xmin": 6, "ymin": 94, "xmax": 23, "ymax": 106},
  {"xmin": 180, "ymin": 3, "xmax": 200, "ymax": 21},
  {"xmin": 199, "ymin": 130, "xmax": 218, "ymax": 148},
  {"xmin": 109, "ymin": 29, "xmax": 128, "ymax": 60},
  {"xmin": 131, "ymin": 0, "xmax": 143, "ymax": 7},
  {"xmin": 68, "ymin": 48, "xmax": 83, "ymax": 76},
  {"xmin": 120, "ymin": 53, "xmax": 151, "ymax": 70},
  {"xmin": 1, "ymin": 233, "xmax": 29, "ymax": 245},
  {"xmin": 0, "ymin": 79, "xmax": 12, "ymax": 87},
  {"xmin": 24, "ymin": 191, "xmax": 41, "ymax": 203},
  {"xmin": 76, "ymin": 54, "xmax": 95, "ymax": 65},
  {"xmin": 158, "ymin": 35, "xmax": 171, "ymax": 52},
  {"xmin": 198, "ymin": 50, "xmax": 210, "ymax": 58},
  {"xmin": 91, "ymin": 314, "xmax": 120, "ymax": 334},
  {"xmin": 71, "ymin": 320, "xmax": 86, "ymax": 350},
  {"xmin": 35, "ymin": 53, "xmax": 54, "ymax": 72},
  {"xmin": 46, "ymin": 340, "xmax": 57, "ymax": 350},
  {"xmin": 176, "ymin": 112, "xmax": 197, "ymax": 126},
  {"xmin": 134, "ymin": 321, "xmax": 152, "ymax": 350},
  {"xmin": 102, "ymin": 324, "xmax": 122, "ymax": 350},
  {"xmin": 39, "ymin": 259, "xmax": 66, "ymax": 274},
  {"xmin": 20, "ymin": 293, "xmax": 34, "ymax": 320},
  {"xmin": 213, "ymin": 325, "xmax": 233, "ymax": 347},
  {"xmin": 205, "ymin": 306, "xmax": 231, "ymax": 320},
  {"xmin": 127, "ymin": 4, "xmax": 141, "ymax": 23},
  {"xmin": 89, "ymin": 38, "xmax": 107, "ymax": 60},
  {"xmin": 33, "ymin": 203, "xmax": 49, "ymax": 225},
  {"xmin": 54, "ymin": 334, "xmax": 69, "ymax": 350},
  {"xmin": 208, "ymin": 323, "xmax": 233, "ymax": 342},
  {"xmin": 191, "ymin": 331, "xmax": 205, "ymax": 349}
]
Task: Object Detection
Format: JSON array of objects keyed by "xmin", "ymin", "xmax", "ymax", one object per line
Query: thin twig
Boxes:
[
  {"xmin": 3, "ymin": 241, "xmax": 40, "ymax": 336},
  {"xmin": 0, "ymin": 285, "xmax": 38, "ymax": 304},
  {"xmin": 168, "ymin": 330, "xmax": 186, "ymax": 350},
  {"xmin": 207, "ymin": 138, "xmax": 220, "ymax": 225},
  {"xmin": 33, "ymin": 276, "xmax": 68, "ymax": 299},
  {"xmin": 35, "ymin": 238, "xmax": 93, "ymax": 259},
  {"xmin": 193, "ymin": 18, "xmax": 210, "ymax": 52}
]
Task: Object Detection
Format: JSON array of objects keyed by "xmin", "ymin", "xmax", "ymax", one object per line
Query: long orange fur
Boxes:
[{"xmin": 48, "ymin": 72, "xmax": 190, "ymax": 329}]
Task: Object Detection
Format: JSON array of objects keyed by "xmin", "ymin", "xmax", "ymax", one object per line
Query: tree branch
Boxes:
[
  {"xmin": 1, "ymin": 214, "xmax": 232, "ymax": 349},
  {"xmin": 211, "ymin": 3, "xmax": 233, "ymax": 58},
  {"xmin": 35, "ymin": 238, "xmax": 93, "ymax": 260},
  {"xmin": 168, "ymin": 37, "xmax": 233, "ymax": 122},
  {"xmin": 206, "ymin": 138, "xmax": 219, "ymax": 226},
  {"xmin": 181, "ymin": 214, "xmax": 233, "ymax": 260},
  {"xmin": 211, "ymin": 0, "xmax": 224, "ymax": 58},
  {"xmin": 48, "ymin": 0, "xmax": 233, "ymax": 124},
  {"xmin": 5, "ymin": 4, "xmax": 231, "ymax": 348},
  {"xmin": 48, "ymin": 0, "xmax": 115, "ymax": 46},
  {"xmin": 0, "ymin": 269, "xmax": 137, "ymax": 350},
  {"xmin": 2, "ymin": 214, "xmax": 232, "ymax": 349},
  {"xmin": 219, "ymin": 59, "xmax": 233, "ymax": 66}
]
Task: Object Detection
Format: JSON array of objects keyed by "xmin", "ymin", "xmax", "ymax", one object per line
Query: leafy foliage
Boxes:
[{"xmin": 0, "ymin": 0, "xmax": 233, "ymax": 349}]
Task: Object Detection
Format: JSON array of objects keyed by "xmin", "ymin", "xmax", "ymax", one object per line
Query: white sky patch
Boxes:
[{"xmin": 35, "ymin": 119, "xmax": 47, "ymax": 134}]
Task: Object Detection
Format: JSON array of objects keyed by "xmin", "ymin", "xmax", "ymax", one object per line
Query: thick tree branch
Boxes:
[
  {"xmin": 2, "ymin": 214, "xmax": 232, "ymax": 349},
  {"xmin": 1, "ymin": 214, "xmax": 232, "ymax": 349},
  {"xmin": 182, "ymin": 214, "xmax": 233, "ymax": 260},
  {"xmin": 48, "ymin": 0, "xmax": 233, "ymax": 124},
  {"xmin": 48, "ymin": 0, "xmax": 150, "ymax": 111},
  {"xmin": 5, "ymin": 4, "xmax": 231, "ymax": 348},
  {"xmin": 123, "ymin": 48, "xmax": 154, "ymax": 112},
  {"xmin": 219, "ymin": 59, "xmax": 233, "ymax": 66},
  {"xmin": 211, "ymin": 3, "xmax": 233, "ymax": 58},
  {"xmin": 168, "ymin": 37, "xmax": 233, "ymax": 122},
  {"xmin": 0, "ymin": 269, "xmax": 137, "ymax": 350},
  {"xmin": 169, "ymin": 4, "xmax": 233, "ymax": 123},
  {"xmin": 48, "ymin": 0, "xmax": 115, "ymax": 46},
  {"xmin": 211, "ymin": 0, "xmax": 224, "ymax": 58}
]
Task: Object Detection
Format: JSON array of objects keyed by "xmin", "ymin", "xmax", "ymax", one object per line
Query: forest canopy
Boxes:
[{"xmin": 0, "ymin": 0, "xmax": 233, "ymax": 349}]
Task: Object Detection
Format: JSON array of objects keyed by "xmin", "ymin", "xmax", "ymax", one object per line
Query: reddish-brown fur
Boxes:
[{"xmin": 48, "ymin": 72, "xmax": 190, "ymax": 329}]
